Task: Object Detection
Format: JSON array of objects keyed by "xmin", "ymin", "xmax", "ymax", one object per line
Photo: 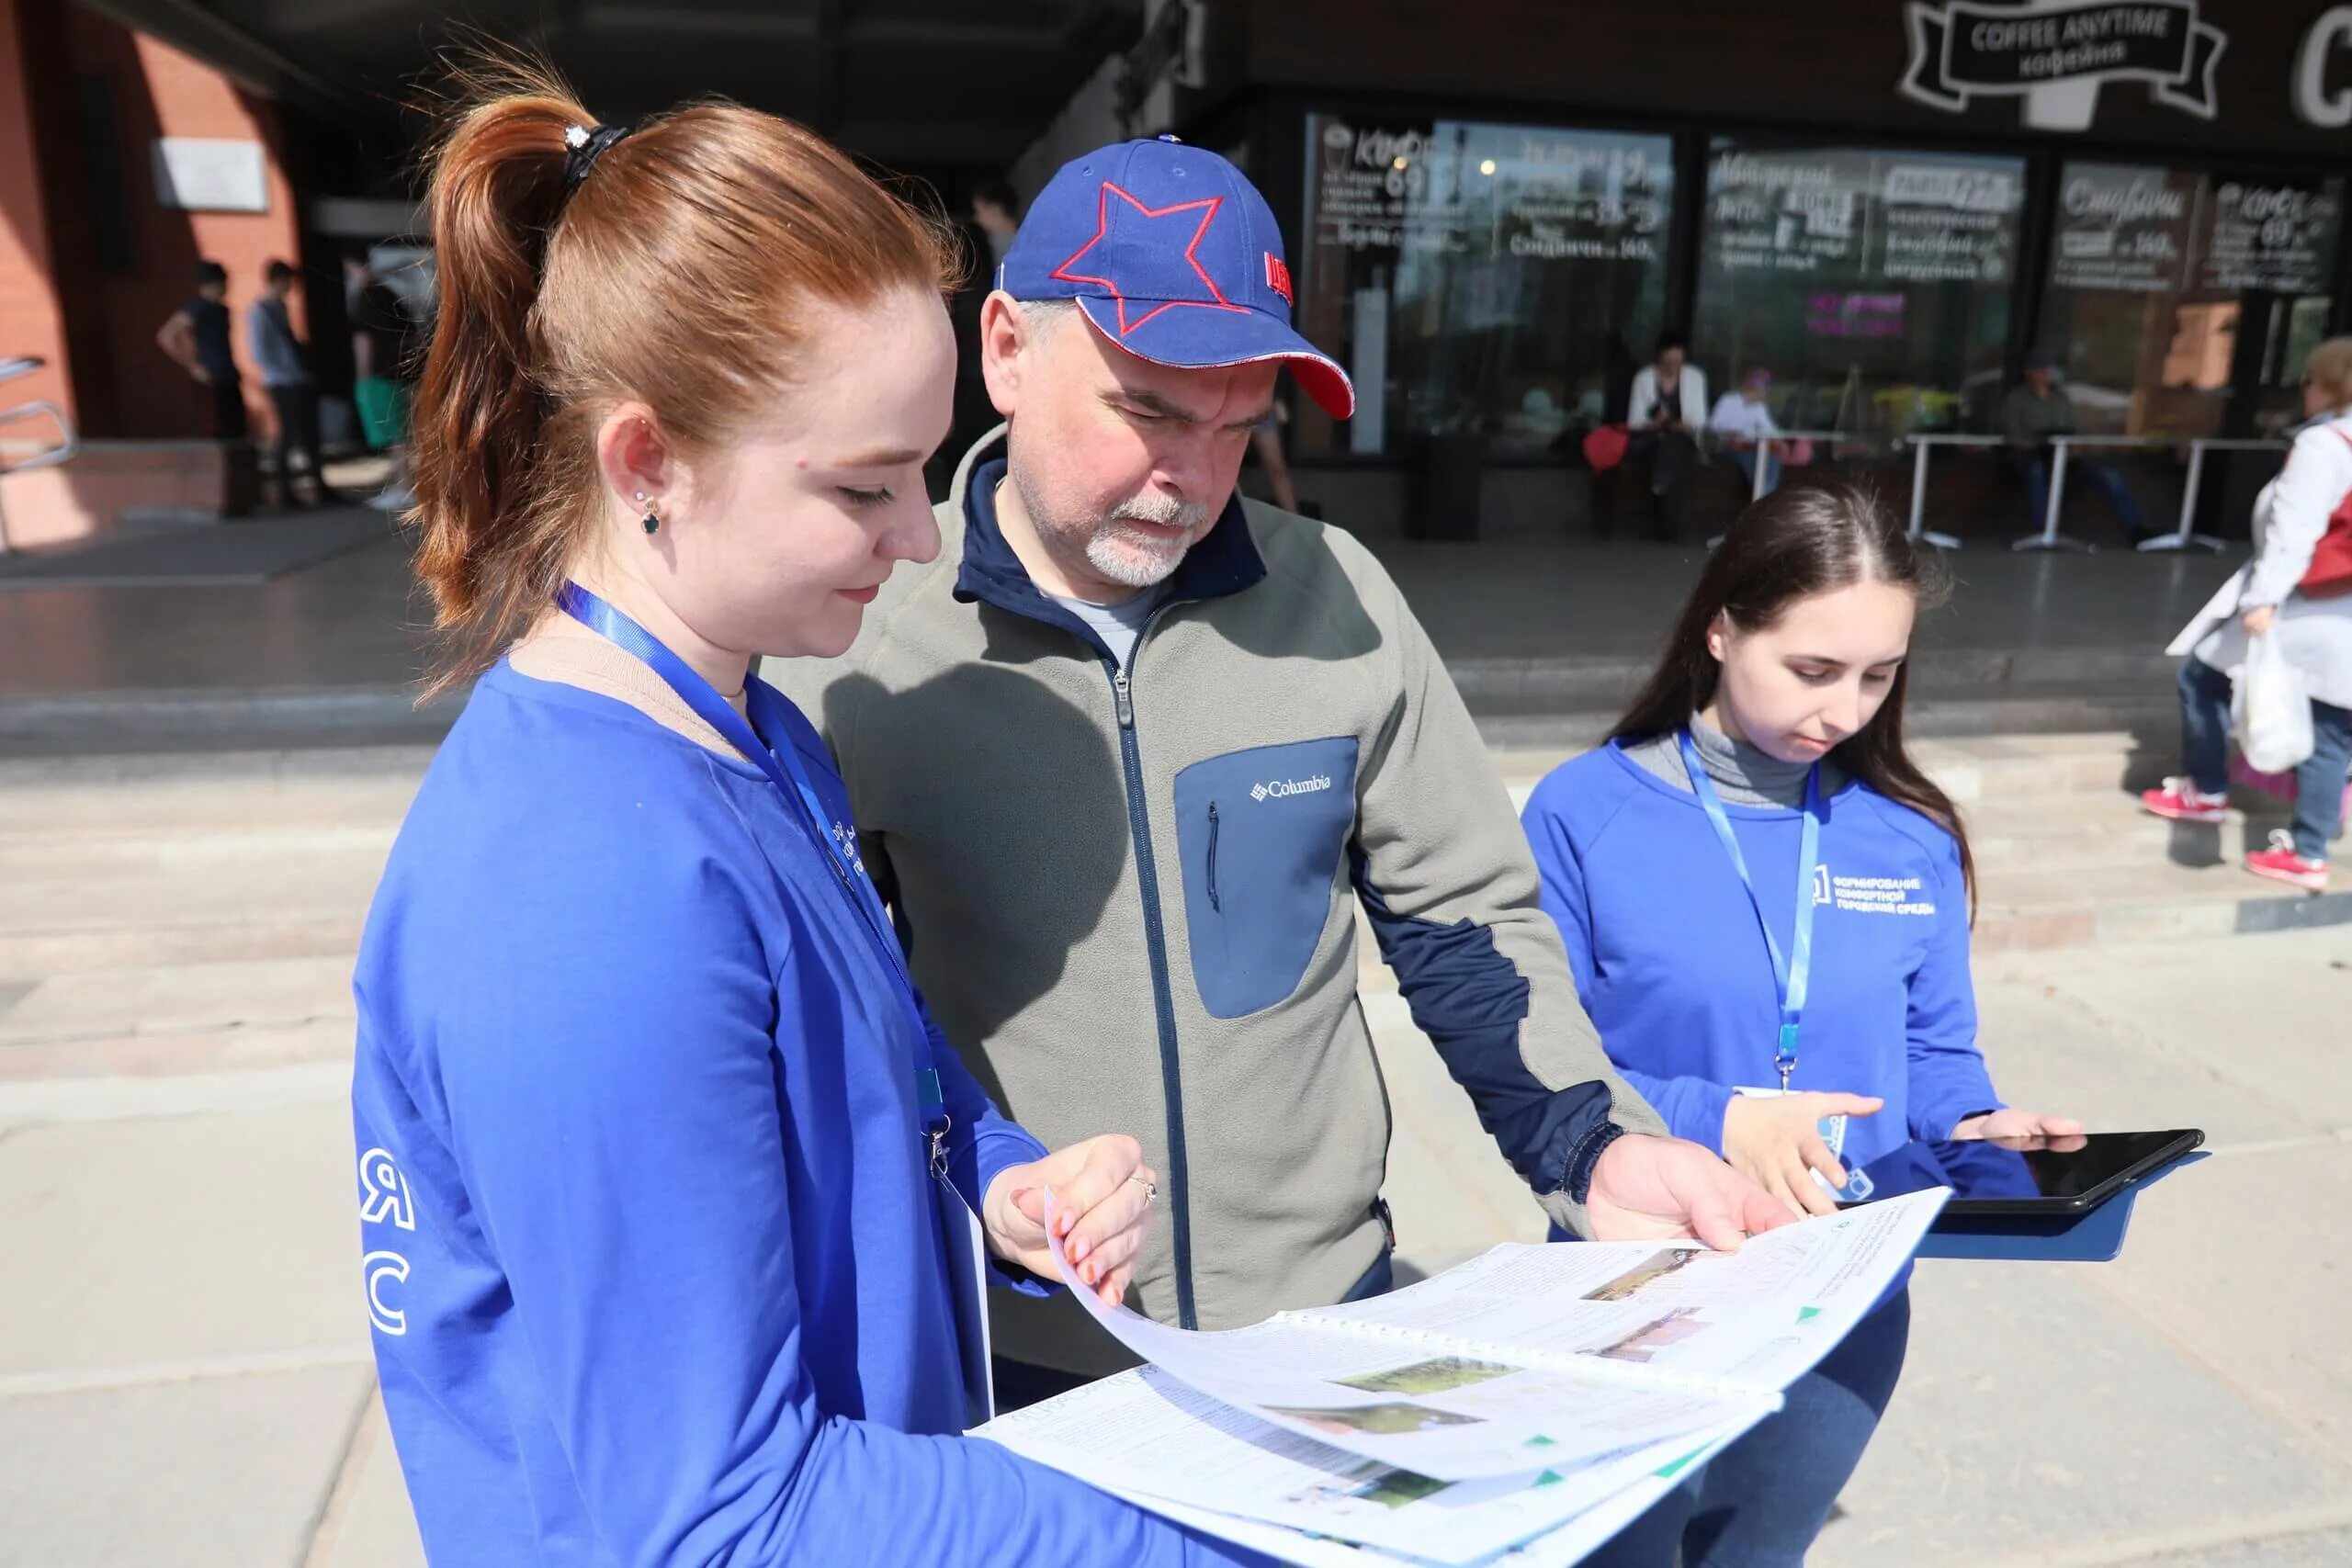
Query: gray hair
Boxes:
[{"xmin": 1012, "ymin": 297, "xmax": 1080, "ymax": 340}]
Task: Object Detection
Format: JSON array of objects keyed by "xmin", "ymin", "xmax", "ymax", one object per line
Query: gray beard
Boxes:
[{"xmin": 1011, "ymin": 467, "xmax": 1209, "ymax": 591}]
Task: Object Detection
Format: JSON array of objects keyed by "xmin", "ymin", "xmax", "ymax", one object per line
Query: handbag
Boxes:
[
  {"xmin": 1582, "ymin": 423, "xmax": 1631, "ymax": 472},
  {"xmin": 2297, "ymin": 428, "xmax": 2352, "ymax": 598}
]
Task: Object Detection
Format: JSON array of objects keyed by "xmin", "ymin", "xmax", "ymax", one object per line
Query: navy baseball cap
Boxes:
[{"xmin": 1000, "ymin": 136, "xmax": 1354, "ymax": 420}]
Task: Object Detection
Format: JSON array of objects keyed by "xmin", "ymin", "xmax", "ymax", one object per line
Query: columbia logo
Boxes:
[{"xmin": 1251, "ymin": 775, "xmax": 1332, "ymax": 802}]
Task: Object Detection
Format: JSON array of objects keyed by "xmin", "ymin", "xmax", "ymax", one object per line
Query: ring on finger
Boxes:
[{"xmin": 1125, "ymin": 1173, "xmax": 1157, "ymax": 1204}]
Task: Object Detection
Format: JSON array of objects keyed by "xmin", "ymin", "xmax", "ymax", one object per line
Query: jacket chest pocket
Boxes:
[{"xmin": 1173, "ymin": 738, "xmax": 1360, "ymax": 1019}]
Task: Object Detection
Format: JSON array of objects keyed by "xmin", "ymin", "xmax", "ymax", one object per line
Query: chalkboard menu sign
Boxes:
[
  {"xmin": 1703, "ymin": 147, "xmax": 2021, "ymax": 287},
  {"xmin": 2199, "ymin": 180, "xmax": 2341, "ymax": 295},
  {"xmin": 2049, "ymin": 164, "xmax": 2198, "ymax": 292},
  {"xmin": 1309, "ymin": 119, "xmax": 1671, "ymax": 266}
]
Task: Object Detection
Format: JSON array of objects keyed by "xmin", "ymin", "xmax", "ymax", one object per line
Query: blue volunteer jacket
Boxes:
[
  {"xmin": 1520, "ymin": 740, "xmax": 2002, "ymax": 1177},
  {"xmin": 351, "ymin": 660, "xmax": 1256, "ymax": 1566}
]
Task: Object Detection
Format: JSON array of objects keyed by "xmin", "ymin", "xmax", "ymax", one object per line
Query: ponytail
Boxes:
[
  {"xmin": 411, "ymin": 66, "xmax": 582, "ymax": 697},
  {"xmin": 407, "ymin": 57, "xmax": 957, "ymax": 700}
]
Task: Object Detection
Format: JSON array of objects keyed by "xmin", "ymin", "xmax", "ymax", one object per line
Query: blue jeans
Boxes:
[
  {"xmin": 1582, "ymin": 1289, "xmax": 1913, "ymax": 1568},
  {"xmin": 2015, "ymin": 452, "xmax": 2145, "ymax": 540},
  {"xmin": 2179, "ymin": 656, "xmax": 2352, "ymax": 861},
  {"xmin": 1729, "ymin": 446, "xmax": 1781, "ymax": 498}
]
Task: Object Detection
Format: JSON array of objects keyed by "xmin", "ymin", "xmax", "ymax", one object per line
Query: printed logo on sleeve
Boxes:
[
  {"xmin": 1814, "ymin": 862, "xmax": 1937, "ymax": 917},
  {"xmin": 357, "ymin": 1146, "xmax": 416, "ymax": 1337}
]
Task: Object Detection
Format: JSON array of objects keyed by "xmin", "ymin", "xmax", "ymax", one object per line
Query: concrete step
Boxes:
[
  {"xmin": 1974, "ymin": 859, "xmax": 2352, "ymax": 951},
  {"xmin": 0, "ymin": 1016, "xmax": 355, "ymax": 1083},
  {"xmin": 0, "ymin": 956, "xmax": 354, "ymax": 1048},
  {"xmin": 1961, "ymin": 789, "xmax": 2343, "ymax": 869},
  {"xmin": 0, "ymin": 862, "xmax": 382, "ymax": 987},
  {"xmin": 0, "ymin": 747, "xmax": 428, "ymax": 835},
  {"xmin": 0, "ymin": 852, "xmax": 389, "ymax": 931},
  {"xmin": 0, "ymin": 822, "xmax": 396, "ymax": 878},
  {"xmin": 0, "ymin": 911, "xmax": 365, "ymax": 981}
]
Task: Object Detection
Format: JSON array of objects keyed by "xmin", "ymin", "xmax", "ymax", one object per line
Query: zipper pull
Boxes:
[
  {"xmin": 1206, "ymin": 802, "xmax": 1221, "ymax": 912},
  {"xmin": 1113, "ymin": 670, "xmax": 1135, "ymax": 728}
]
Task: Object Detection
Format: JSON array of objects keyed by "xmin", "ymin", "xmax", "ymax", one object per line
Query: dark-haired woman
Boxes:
[
  {"xmin": 1521, "ymin": 484, "xmax": 2077, "ymax": 1565},
  {"xmin": 349, "ymin": 65, "xmax": 1264, "ymax": 1566}
]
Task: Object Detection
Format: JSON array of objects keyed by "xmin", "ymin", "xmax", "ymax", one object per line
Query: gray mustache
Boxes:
[{"xmin": 1113, "ymin": 500, "xmax": 1210, "ymax": 530}]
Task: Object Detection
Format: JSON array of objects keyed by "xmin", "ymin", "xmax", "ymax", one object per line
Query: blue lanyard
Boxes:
[
  {"xmin": 555, "ymin": 584, "xmax": 949, "ymax": 1155},
  {"xmin": 1679, "ymin": 729, "xmax": 1822, "ymax": 1090}
]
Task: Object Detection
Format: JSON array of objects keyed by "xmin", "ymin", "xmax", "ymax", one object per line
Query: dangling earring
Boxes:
[{"xmin": 634, "ymin": 491, "xmax": 659, "ymax": 536}]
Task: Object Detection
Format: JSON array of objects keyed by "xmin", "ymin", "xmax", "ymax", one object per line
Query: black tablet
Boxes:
[{"xmin": 1839, "ymin": 1128, "xmax": 2205, "ymax": 1215}]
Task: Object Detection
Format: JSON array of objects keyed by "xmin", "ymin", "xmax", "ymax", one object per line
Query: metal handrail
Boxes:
[{"xmin": 0, "ymin": 395, "xmax": 82, "ymax": 557}]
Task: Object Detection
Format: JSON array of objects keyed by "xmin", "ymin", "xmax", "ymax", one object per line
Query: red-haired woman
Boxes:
[{"xmin": 350, "ymin": 67, "xmax": 1263, "ymax": 1566}]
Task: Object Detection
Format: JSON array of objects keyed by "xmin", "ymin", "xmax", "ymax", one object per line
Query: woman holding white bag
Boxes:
[{"xmin": 2143, "ymin": 337, "xmax": 2352, "ymax": 892}]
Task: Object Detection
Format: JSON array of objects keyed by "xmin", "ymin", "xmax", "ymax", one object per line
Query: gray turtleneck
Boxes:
[{"xmin": 1623, "ymin": 716, "xmax": 1843, "ymax": 807}]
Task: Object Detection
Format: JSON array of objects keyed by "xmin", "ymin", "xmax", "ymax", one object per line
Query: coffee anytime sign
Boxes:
[{"xmin": 1902, "ymin": 1, "xmax": 2226, "ymax": 123}]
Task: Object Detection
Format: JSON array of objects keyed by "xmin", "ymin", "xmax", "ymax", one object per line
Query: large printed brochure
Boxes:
[{"xmin": 973, "ymin": 1188, "xmax": 1946, "ymax": 1564}]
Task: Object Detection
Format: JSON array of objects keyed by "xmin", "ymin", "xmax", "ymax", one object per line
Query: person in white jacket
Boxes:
[
  {"xmin": 2143, "ymin": 337, "xmax": 2352, "ymax": 892},
  {"xmin": 1625, "ymin": 332, "xmax": 1708, "ymax": 542}
]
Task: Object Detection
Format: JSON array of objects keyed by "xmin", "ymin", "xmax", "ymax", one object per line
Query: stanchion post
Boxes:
[
  {"xmin": 1906, "ymin": 439, "xmax": 1929, "ymax": 539},
  {"xmin": 2140, "ymin": 436, "xmax": 2240, "ymax": 554}
]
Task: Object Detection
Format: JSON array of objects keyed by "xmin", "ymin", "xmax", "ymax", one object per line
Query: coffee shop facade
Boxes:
[{"xmin": 1108, "ymin": 0, "xmax": 2352, "ymax": 538}]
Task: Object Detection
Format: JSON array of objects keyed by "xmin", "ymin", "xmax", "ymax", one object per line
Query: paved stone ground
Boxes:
[{"xmin": 2, "ymin": 747, "xmax": 2346, "ymax": 1566}]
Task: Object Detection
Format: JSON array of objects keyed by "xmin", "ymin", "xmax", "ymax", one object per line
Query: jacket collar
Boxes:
[{"xmin": 949, "ymin": 427, "xmax": 1268, "ymax": 643}]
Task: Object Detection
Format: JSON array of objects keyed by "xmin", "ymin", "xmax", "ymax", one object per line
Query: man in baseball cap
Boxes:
[{"xmin": 782, "ymin": 137, "xmax": 1787, "ymax": 1409}]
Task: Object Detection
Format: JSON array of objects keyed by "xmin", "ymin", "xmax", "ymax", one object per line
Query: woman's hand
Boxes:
[
  {"xmin": 2244, "ymin": 604, "xmax": 2279, "ymax": 637},
  {"xmin": 1950, "ymin": 1108, "xmax": 2086, "ymax": 1148},
  {"xmin": 982, "ymin": 1134, "xmax": 1157, "ymax": 1309},
  {"xmin": 1721, "ymin": 1092, "xmax": 1883, "ymax": 1219}
]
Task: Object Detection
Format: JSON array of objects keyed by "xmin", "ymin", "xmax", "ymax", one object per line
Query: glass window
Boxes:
[
  {"xmin": 1295, "ymin": 116, "xmax": 1674, "ymax": 458},
  {"xmin": 2040, "ymin": 164, "xmax": 2343, "ymax": 438},
  {"xmin": 1693, "ymin": 142, "xmax": 2025, "ymax": 438}
]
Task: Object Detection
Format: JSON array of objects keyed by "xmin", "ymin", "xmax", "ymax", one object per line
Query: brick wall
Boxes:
[
  {"xmin": 0, "ymin": 1, "xmax": 311, "ymax": 547},
  {"xmin": 0, "ymin": 0, "xmax": 74, "ymax": 423},
  {"xmin": 66, "ymin": 10, "xmax": 306, "ymax": 441},
  {"xmin": 0, "ymin": 1, "xmax": 305, "ymax": 446}
]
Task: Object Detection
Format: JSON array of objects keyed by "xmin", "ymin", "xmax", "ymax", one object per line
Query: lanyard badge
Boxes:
[{"xmin": 1679, "ymin": 730, "xmax": 1822, "ymax": 1091}]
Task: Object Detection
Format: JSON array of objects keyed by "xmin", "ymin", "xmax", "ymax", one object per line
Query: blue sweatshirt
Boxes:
[
  {"xmin": 1520, "ymin": 740, "xmax": 2001, "ymax": 1178},
  {"xmin": 352, "ymin": 660, "xmax": 1259, "ymax": 1566}
]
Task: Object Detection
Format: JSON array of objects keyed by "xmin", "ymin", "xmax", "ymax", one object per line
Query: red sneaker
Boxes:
[
  {"xmin": 2245, "ymin": 830, "xmax": 2330, "ymax": 893},
  {"xmin": 2141, "ymin": 777, "xmax": 2229, "ymax": 824}
]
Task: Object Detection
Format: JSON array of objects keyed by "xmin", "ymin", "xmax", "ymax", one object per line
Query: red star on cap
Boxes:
[{"xmin": 1050, "ymin": 182, "xmax": 1249, "ymax": 336}]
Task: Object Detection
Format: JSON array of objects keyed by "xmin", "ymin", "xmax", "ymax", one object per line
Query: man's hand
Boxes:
[
  {"xmin": 2243, "ymin": 604, "xmax": 2278, "ymax": 637},
  {"xmin": 1723, "ymin": 1091, "xmax": 1884, "ymax": 1219},
  {"xmin": 1584, "ymin": 1133, "xmax": 1799, "ymax": 1249},
  {"xmin": 1951, "ymin": 1108, "xmax": 2085, "ymax": 1149},
  {"xmin": 982, "ymin": 1134, "xmax": 1157, "ymax": 1308}
]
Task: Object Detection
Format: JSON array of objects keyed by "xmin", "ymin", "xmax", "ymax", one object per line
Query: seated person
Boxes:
[
  {"xmin": 1711, "ymin": 367, "xmax": 1783, "ymax": 497},
  {"xmin": 2001, "ymin": 351, "xmax": 2150, "ymax": 545}
]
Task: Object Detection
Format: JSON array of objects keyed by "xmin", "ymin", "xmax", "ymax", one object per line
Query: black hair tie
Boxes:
[{"xmin": 561, "ymin": 122, "xmax": 634, "ymax": 196}]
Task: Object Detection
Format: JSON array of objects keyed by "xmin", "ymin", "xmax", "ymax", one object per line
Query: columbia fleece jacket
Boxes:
[{"xmin": 775, "ymin": 428, "xmax": 1668, "ymax": 1375}]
